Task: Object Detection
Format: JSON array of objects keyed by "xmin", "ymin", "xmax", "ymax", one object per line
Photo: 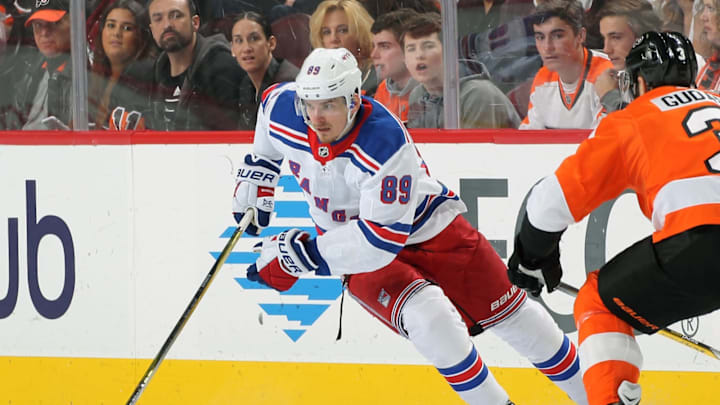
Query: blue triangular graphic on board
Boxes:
[
  {"xmin": 283, "ymin": 329, "xmax": 307, "ymax": 341},
  {"xmin": 258, "ymin": 303, "xmax": 330, "ymax": 325}
]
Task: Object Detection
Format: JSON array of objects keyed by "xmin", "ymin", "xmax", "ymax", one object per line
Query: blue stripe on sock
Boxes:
[
  {"xmin": 534, "ymin": 335, "xmax": 570, "ymax": 369},
  {"xmin": 437, "ymin": 346, "xmax": 478, "ymax": 376},
  {"xmin": 547, "ymin": 354, "xmax": 581, "ymax": 382},
  {"xmin": 451, "ymin": 363, "xmax": 489, "ymax": 392}
]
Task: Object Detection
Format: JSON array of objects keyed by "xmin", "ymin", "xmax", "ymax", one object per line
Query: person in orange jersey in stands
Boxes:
[{"xmin": 370, "ymin": 8, "xmax": 420, "ymax": 124}]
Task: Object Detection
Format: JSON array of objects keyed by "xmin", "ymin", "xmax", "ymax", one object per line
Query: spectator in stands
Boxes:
[
  {"xmin": 520, "ymin": 0, "xmax": 613, "ymax": 129},
  {"xmin": 661, "ymin": 0, "xmax": 711, "ymax": 57},
  {"xmin": 88, "ymin": 0, "xmax": 157, "ymax": 129},
  {"xmin": 593, "ymin": 0, "xmax": 662, "ymax": 111},
  {"xmin": 697, "ymin": 0, "xmax": 720, "ymax": 90},
  {"xmin": 144, "ymin": 0, "xmax": 246, "ymax": 130},
  {"xmin": 403, "ymin": 12, "xmax": 520, "ymax": 129},
  {"xmin": 370, "ymin": 8, "xmax": 420, "ymax": 123},
  {"xmin": 230, "ymin": 11, "xmax": 299, "ymax": 129},
  {"xmin": 309, "ymin": 0, "xmax": 378, "ymax": 95},
  {"xmin": 2, "ymin": 0, "xmax": 73, "ymax": 129}
]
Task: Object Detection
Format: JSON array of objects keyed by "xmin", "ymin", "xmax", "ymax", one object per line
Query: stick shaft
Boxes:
[
  {"xmin": 556, "ymin": 281, "xmax": 720, "ymax": 361},
  {"xmin": 126, "ymin": 212, "xmax": 254, "ymax": 405}
]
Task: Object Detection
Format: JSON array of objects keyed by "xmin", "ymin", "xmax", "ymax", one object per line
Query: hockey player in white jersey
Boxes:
[{"xmin": 232, "ymin": 47, "xmax": 588, "ymax": 405}]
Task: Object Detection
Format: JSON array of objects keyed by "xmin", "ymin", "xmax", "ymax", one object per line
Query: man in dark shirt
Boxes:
[{"xmin": 145, "ymin": 0, "xmax": 245, "ymax": 130}]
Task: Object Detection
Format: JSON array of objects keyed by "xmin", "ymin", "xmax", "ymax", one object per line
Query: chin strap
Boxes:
[{"xmin": 336, "ymin": 105, "xmax": 358, "ymax": 139}]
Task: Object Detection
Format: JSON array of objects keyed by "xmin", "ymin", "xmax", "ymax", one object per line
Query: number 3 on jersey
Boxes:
[
  {"xmin": 683, "ymin": 105, "xmax": 720, "ymax": 173},
  {"xmin": 381, "ymin": 175, "xmax": 412, "ymax": 204}
]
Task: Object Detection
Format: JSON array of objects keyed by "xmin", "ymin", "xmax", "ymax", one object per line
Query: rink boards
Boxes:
[{"xmin": 0, "ymin": 131, "xmax": 718, "ymax": 404}]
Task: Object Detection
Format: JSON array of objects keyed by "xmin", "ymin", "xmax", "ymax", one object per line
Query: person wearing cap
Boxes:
[{"xmin": 2, "ymin": 0, "xmax": 73, "ymax": 129}]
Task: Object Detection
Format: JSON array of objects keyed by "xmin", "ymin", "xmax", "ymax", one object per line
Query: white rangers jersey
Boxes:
[
  {"xmin": 254, "ymin": 83, "xmax": 467, "ymax": 276},
  {"xmin": 520, "ymin": 48, "xmax": 613, "ymax": 129}
]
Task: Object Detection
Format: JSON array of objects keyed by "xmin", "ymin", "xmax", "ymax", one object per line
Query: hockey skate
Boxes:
[{"xmin": 608, "ymin": 380, "xmax": 641, "ymax": 405}]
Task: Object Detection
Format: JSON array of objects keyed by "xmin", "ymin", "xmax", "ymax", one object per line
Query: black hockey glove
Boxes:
[
  {"xmin": 507, "ymin": 237, "xmax": 562, "ymax": 297},
  {"xmin": 507, "ymin": 215, "xmax": 565, "ymax": 297}
]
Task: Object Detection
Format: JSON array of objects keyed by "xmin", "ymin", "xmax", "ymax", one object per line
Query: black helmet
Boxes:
[{"xmin": 624, "ymin": 31, "xmax": 697, "ymax": 97}]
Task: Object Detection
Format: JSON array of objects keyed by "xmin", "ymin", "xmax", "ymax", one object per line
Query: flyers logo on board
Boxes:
[{"xmin": 212, "ymin": 175, "xmax": 342, "ymax": 342}]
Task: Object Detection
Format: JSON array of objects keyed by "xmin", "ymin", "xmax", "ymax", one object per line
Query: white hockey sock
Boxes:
[
  {"xmin": 402, "ymin": 285, "xmax": 509, "ymax": 405},
  {"xmin": 490, "ymin": 298, "xmax": 588, "ymax": 405}
]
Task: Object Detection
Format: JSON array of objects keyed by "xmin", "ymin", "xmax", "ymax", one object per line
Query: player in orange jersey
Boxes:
[{"xmin": 507, "ymin": 31, "xmax": 720, "ymax": 405}]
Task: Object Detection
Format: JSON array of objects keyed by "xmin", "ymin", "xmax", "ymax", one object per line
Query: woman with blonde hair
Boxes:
[{"xmin": 309, "ymin": 0, "xmax": 378, "ymax": 95}]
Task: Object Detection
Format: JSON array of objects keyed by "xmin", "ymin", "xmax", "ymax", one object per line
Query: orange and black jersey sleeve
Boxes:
[{"xmin": 526, "ymin": 86, "xmax": 720, "ymax": 243}]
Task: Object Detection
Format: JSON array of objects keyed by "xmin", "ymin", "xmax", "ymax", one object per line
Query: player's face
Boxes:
[
  {"xmin": 102, "ymin": 8, "xmax": 140, "ymax": 69},
  {"xmin": 600, "ymin": 16, "xmax": 635, "ymax": 70},
  {"xmin": 533, "ymin": 17, "xmax": 585, "ymax": 73},
  {"xmin": 31, "ymin": 15, "xmax": 71, "ymax": 58},
  {"xmin": 149, "ymin": 0, "xmax": 198, "ymax": 53},
  {"xmin": 231, "ymin": 18, "xmax": 276, "ymax": 75},
  {"xmin": 404, "ymin": 32, "xmax": 443, "ymax": 94},
  {"xmin": 702, "ymin": 0, "xmax": 720, "ymax": 47},
  {"xmin": 320, "ymin": 10, "xmax": 360, "ymax": 58},
  {"xmin": 304, "ymin": 97, "xmax": 350, "ymax": 143},
  {"xmin": 371, "ymin": 29, "xmax": 407, "ymax": 82}
]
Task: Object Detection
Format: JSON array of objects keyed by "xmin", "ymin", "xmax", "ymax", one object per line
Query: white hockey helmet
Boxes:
[{"xmin": 295, "ymin": 48, "xmax": 362, "ymax": 132}]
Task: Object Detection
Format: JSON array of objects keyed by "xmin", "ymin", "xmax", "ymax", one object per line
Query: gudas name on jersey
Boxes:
[{"xmin": 651, "ymin": 88, "xmax": 720, "ymax": 111}]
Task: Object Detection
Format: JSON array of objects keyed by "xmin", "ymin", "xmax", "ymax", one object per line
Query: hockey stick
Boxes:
[
  {"xmin": 556, "ymin": 281, "xmax": 720, "ymax": 361},
  {"xmin": 126, "ymin": 210, "xmax": 255, "ymax": 405}
]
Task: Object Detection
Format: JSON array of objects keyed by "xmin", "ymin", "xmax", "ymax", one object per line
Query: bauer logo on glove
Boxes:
[
  {"xmin": 232, "ymin": 154, "xmax": 281, "ymax": 236},
  {"xmin": 237, "ymin": 167, "xmax": 278, "ymax": 184},
  {"xmin": 277, "ymin": 229, "xmax": 319, "ymax": 274},
  {"xmin": 246, "ymin": 229, "xmax": 324, "ymax": 291}
]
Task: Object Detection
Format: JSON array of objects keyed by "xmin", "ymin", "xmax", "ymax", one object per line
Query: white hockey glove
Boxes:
[
  {"xmin": 232, "ymin": 154, "xmax": 281, "ymax": 236},
  {"xmin": 276, "ymin": 228, "xmax": 319, "ymax": 275},
  {"xmin": 246, "ymin": 229, "xmax": 323, "ymax": 291}
]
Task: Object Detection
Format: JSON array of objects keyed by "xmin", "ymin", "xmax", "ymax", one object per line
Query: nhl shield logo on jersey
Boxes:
[
  {"xmin": 318, "ymin": 146, "xmax": 330, "ymax": 158},
  {"xmin": 378, "ymin": 289, "xmax": 391, "ymax": 308}
]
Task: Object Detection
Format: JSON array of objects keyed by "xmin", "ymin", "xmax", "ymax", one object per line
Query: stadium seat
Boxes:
[{"xmin": 271, "ymin": 13, "xmax": 312, "ymax": 68}]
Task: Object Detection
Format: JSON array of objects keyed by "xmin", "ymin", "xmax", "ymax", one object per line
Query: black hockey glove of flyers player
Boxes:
[{"xmin": 507, "ymin": 236, "xmax": 562, "ymax": 297}]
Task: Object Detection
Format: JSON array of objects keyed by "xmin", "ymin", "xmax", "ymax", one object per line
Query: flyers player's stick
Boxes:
[{"xmin": 557, "ymin": 281, "xmax": 720, "ymax": 361}]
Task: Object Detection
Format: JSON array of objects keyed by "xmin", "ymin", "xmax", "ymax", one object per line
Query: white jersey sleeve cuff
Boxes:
[{"xmin": 526, "ymin": 174, "xmax": 575, "ymax": 232}]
